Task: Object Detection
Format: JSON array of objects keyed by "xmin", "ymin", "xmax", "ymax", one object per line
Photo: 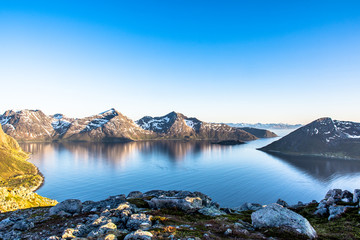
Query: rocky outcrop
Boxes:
[
  {"xmin": 260, "ymin": 117, "xmax": 360, "ymax": 160},
  {"xmin": 251, "ymin": 203, "xmax": 317, "ymax": 239},
  {"xmin": 1, "ymin": 189, "xmax": 360, "ymax": 239},
  {"xmin": 314, "ymin": 189, "xmax": 358, "ymax": 220}
]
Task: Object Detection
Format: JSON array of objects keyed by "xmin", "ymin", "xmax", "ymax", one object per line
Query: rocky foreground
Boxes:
[{"xmin": 0, "ymin": 189, "xmax": 359, "ymax": 240}]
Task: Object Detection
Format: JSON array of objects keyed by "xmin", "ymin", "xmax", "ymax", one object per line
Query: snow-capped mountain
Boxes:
[
  {"xmin": 260, "ymin": 117, "xmax": 360, "ymax": 160},
  {"xmin": 0, "ymin": 110, "xmax": 54, "ymax": 141},
  {"xmin": 61, "ymin": 108, "xmax": 154, "ymax": 142},
  {"xmin": 0, "ymin": 109, "xmax": 155, "ymax": 142},
  {"xmin": 136, "ymin": 112, "xmax": 257, "ymax": 141},
  {"xmin": 0, "ymin": 109, "xmax": 280, "ymax": 143}
]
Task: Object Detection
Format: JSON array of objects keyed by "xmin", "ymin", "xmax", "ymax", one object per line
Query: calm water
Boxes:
[{"xmin": 21, "ymin": 129, "xmax": 360, "ymax": 207}]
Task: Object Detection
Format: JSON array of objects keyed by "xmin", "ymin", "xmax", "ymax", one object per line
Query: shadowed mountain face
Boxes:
[
  {"xmin": 260, "ymin": 117, "xmax": 360, "ymax": 160},
  {"xmin": 0, "ymin": 109, "xmax": 258, "ymax": 142},
  {"xmin": 136, "ymin": 112, "xmax": 257, "ymax": 141}
]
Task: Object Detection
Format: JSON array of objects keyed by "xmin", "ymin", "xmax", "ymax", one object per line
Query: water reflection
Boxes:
[
  {"xmin": 19, "ymin": 140, "xmax": 360, "ymax": 206},
  {"xmin": 265, "ymin": 152, "xmax": 360, "ymax": 182},
  {"xmin": 21, "ymin": 141, "xmax": 228, "ymax": 163}
]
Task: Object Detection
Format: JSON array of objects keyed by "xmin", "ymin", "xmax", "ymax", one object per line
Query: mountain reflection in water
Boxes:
[{"xmin": 20, "ymin": 139, "xmax": 360, "ymax": 207}]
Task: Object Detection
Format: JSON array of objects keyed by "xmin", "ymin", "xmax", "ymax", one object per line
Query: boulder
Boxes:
[
  {"xmin": 143, "ymin": 190, "xmax": 213, "ymax": 208},
  {"xmin": 126, "ymin": 214, "xmax": 152, "ymax": 230},
  {"xmin": 12, "ymin": 220, "xmax": 34, "ymax": 231},
  {"xmin": 127, "ymin": 191, "xmax": 143, "ymax": 199},
  {"xmin": 276, "ymin": 199, "xmax": 289, "ymax": 208},
  {"xmin": 341, "ymin": 190, "xmax": 353, "ymax": 202},
  {"xmin": 251, "ymin": 203, "xmax": 317, "ymax": 239},
  {"xmin": 198, "ymin": 206, "xmax": 226, "ymax": 216},
  {"xmin": 124, "ymin": 230, "xmax": 153, "ymax": 240},
  {"xmin": 328, "ymin": 205, "xmax": 352, "ymax": 221},
  {"xmin": 49, "ymin": 199, "xmax": 82, "ymax": 215},
  {"xmin": 325, "ymin": 189, "xmax": 342, "ymax": 201},
  {"xmin": 147, "ymin": 196, "xmax": 203, "ymax": 211},
  {"xmin": 0, "ymin": 218, "xmax": 14, "ymax": 230}
]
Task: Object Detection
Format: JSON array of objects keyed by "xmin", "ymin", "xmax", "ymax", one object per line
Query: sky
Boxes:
[{"xmin": 1, "ymin": 1, "xmax": 360, "ymax": 124}]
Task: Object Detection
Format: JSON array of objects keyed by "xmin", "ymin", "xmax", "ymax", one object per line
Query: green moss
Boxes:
[
  {"xmin": 127, "ymin": 198, "xmax": 150, "ymax": 208},
  {"xmin": 221, "ymin": 211, "xmax": 254, "ymax": 223}
]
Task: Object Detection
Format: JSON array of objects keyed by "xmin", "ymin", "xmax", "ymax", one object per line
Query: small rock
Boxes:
[
  {"xmin": 224, "ymin": 228, "xmax": 232, "ymax": 235},
  {"xmin": 124, "ymin": 229, "xmax": 153, "ymax": 240},
  {"xmin": 235, "ymin": 202, "xmax": 263, "ymax": 212},
  {"xmin": 276, "ymin": 199, "xmax": 289, "ymax": 208},
  {"xmin": 62, "ymin": 228, "xmax": 76, "ymax": 239},
  {"xmin": 126, "ymin": 214, "xmax": 152, "ymax": 230},
  {"xmin": 104, "ymin": 234, "xmax": 117, "ymax": 240},
  {"xmin": 314, "ymin": 207, "xmax": 328, "ymax": 216},
  {"xmin": 88, "ymin": 222, "xmax": 117, "ymax": 238}
]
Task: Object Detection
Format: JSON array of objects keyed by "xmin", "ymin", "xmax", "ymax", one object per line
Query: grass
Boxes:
[{"xmin": 293, "ymin": 203, "xmax": 360, "ymax": 240}]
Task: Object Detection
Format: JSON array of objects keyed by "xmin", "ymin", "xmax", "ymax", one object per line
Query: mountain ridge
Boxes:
[{"xmin": 0, "ymin": 109, "xmax": 278, "ymax": 143}]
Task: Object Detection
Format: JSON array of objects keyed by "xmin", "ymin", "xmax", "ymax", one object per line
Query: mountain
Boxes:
[
  {"xmin": 259, "ymin": 117, "xmax": 360, "ymax": 160},
  {"xmin": 227, "ymin": 123, "xmax": 302, "ymax": 129},
  {"xmin": 59, "ymin": 108, "xmax": 155, "ymax": 142},
  {"xmin": 136, "ymin": 111, "xmax": 257, "ymax": 141},
  {"xmin": 0, "ymin": 109, "xmax": 155, "ymax": 142},
  {"xmin": 0, "ymin": 110, "xmax": 54, "ymax": 142},
  {"xmin": 1, "ymin": 109, "xmax": 269, "ymax": 142},
  {"xmin": 238, "ymin": 127, "xmax": 278, "ymax": 138}
]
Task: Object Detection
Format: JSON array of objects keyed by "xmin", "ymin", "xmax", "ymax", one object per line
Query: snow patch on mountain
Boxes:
[
  {"xmin": 184, "ymin": 119, "xmax": 195, "ymax": 129},
  {"xmin": 52, "ymin": 120, "xmax": 71, "ymax": 135},
  {"xmin": 82, "ymin": 119, "xmax": 109, "ymax": 132},
  {"xmin": 53, "ymin": 114, "xmax": 63, "ymax": 120},
  {"xmin": 136, "ymin": 117, "xmax": 170, "ymax": 130},
  {"xmin": 0, "ymin": 116, "xmax": 11, "ymax": 125}
]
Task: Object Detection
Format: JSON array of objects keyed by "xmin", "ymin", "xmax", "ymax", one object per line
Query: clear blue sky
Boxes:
[{"xmin": 1, "ymin": 1, "xmax": 360, "ymax": 124}]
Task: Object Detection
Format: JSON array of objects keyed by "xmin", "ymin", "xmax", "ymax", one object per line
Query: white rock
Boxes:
[{"xmin": 251, "ymin": 203, "xmax": 317, "ymax": 239}]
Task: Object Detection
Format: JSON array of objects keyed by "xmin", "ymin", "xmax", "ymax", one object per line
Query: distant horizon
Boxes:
[{"xmin": 1, "ymin": 1, "xmax": 360, "ymax": 124}]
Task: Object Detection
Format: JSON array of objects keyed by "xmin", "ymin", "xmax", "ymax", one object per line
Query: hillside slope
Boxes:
[{"xmin": 0, "ymin": 124, "xmax": 57, "ymax": 212}]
